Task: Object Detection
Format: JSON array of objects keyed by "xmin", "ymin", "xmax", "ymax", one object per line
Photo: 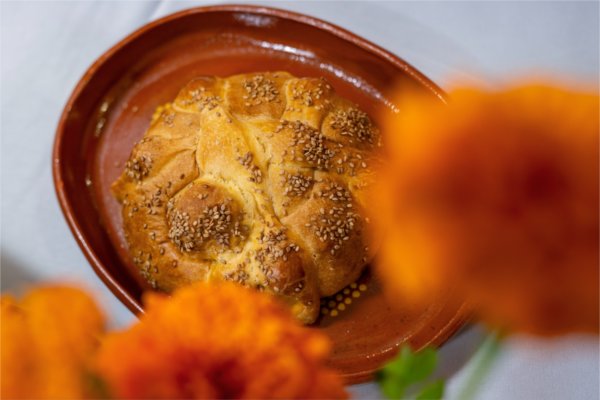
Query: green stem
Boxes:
[{"xmin": 456, "ymin": 331, "xmax": 502, "ymax": 400}]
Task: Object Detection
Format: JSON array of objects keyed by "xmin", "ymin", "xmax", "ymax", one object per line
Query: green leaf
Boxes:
[
  {"xmin": 376, "ymin": 345, "xmax": 440, "ymax": 399},
  {"xmin": 416, "ymin": 380, "xmax": 445, "ymax": 400},
  {"xmin": 405, "ymin": 347, "xmax": 438, "ymax": 384},
  {"xmin": 378, "ymin": 371, "xmax": 408, "ymax": 400}
]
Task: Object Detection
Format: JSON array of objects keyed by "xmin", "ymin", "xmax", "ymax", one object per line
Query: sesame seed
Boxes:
[
  {"xmin": 279, "ymin": 120, "xmax": 335, "ymax": 169},
  {"xmin": 237, "ymin": 152, "xmax": 263, "ymax": 183},
  {"xmin": 242, "ymin": 75, "xmax": 279, "ymax": 106},
  {"xmin": 125, "ymin": 154, "xmax": 152, "ymax": 182},
  {"xmin": 281, "ymin": 172, "xmax": 313, "ymax": 197},
  {"xmin": 291, "ymin": 80, "xmax": 328, "ymax": 107},
  {"xmin": 330, "ymin": 108, "xmax": 376, "ymax": 144},
  {"xmin": 167, "ymin": 200, "xmax": 243, "ymax": 252},
  {"xmin": 162, "ymin": 112, "xmax": 175, "ymax": 126},
  {"xmin": 183, "ymin": 88, "xmax": 221, "ymax": 111}
]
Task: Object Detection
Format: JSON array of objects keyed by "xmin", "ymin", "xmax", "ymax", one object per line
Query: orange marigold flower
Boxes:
[
  {"xmin": 1, "ymin": 286, "xmax": 105, "ymax": 399},
  {"xmin": 374, "ymin": 84, "xmax": 599, "ymax": 336},
  {"xmin": 94, "ymin": 282, "xmax": 347, "ymax": 399}
]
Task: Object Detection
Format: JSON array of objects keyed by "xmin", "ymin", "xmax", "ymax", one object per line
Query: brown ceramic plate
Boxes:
[{"xmin": 53, "ymin": 4, "xmax": 469, "ymax": 383}]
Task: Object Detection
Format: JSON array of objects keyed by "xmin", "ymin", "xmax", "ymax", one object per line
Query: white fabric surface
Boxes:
[{"xmin": 1, "ymin": 1, "xmax": 598, "ymax": 399}]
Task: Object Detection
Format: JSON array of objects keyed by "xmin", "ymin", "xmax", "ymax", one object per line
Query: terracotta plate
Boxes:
[{"xmin": 53, "ymin": 5, "xmax": 469, "ymax": 384}]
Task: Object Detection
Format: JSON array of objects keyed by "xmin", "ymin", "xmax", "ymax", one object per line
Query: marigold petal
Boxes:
[
  {"xmin": 95, "ymin": 282, "xmax": 347, "ymax": 399},
  {"xmin": 1, "ymin": 286, "xmax": 105, "ymax": 399},
  {"xmin": 375, "ymin": 84, "xmax": 599, "ymax": 336}
]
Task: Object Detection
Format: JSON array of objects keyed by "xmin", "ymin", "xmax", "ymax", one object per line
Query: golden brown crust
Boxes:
[{"xmin": 112, "ymin": 72, "xmax": 381, "ymax": 323}]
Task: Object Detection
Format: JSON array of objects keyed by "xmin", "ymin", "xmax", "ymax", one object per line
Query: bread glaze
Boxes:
[{"xmin": 112, "ymin": 72, "xmax": 381, "ymax": 323}]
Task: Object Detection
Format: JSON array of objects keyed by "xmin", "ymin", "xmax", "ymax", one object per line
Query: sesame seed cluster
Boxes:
[
  {"xmin": 183, "ymin": 87, "xmax": 221, "ymax": 111},
  {"xmin": 281, "ymin": 172, "xmax": 314, "ymax": 197},
  {"xmin": 291, "ymin": 79, "xmax": 327, "ymax": 107},
  {"xmin": 113, "ymin": 72, "xmax": 380, "ymax": 324},
  {"xmin": 166, "ymin": 200, "xmax": 243, "ymax": 252},
  {"xmin": 279, "ymin": 120, "xmax": 336, "ymax": 170},
  {"xmin": 305, "ymin": 182, "xmax": 360, "ymax": 256},
  {"xmin": 237, "ymin": 152, "xmax": 263, "ymax": 183},
  {"xmin": 330, "ymin": 108, "xmax": 377, "ymax": 145},
  {"xmin": 256, "ymin": 229, "xmax": 301, "ymax": 264},
  {"xmin": 124, "ymin": 155, "xmax": 152, "ymax": 182},
  {"xmin": 243, "ymin": 75, "xmax": 280, "ymax": 106}
]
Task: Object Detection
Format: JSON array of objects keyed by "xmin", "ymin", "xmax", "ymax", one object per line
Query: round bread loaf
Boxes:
[{"xmin": 112, "ymin": 72, "xmax": 381, "ymax": 323}]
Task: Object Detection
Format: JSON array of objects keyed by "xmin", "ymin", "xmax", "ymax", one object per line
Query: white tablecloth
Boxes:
[{"xmin": 2, "ymin": 1, "xmax": 598, "ymax": 398}]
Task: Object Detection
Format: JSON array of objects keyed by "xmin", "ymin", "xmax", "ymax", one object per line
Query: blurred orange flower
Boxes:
[
  {"xmin": 1, "ymin": 286, "xmax": 105, "ymax": 399},
  {"xmin": 94, "ymin": 282, "xmax": 346, "ymax": 399},
  {"xmin": 374, "ymin": 84, "xmax": 599, "ymax": 336}
]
